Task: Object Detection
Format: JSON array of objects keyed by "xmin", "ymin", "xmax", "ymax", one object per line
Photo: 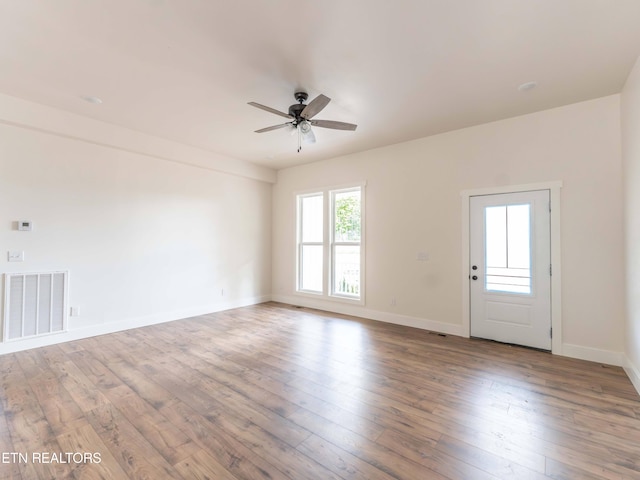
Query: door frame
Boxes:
[{"xmin": 461, "ymin": 181, "xmax": 563, "ymax": 354}]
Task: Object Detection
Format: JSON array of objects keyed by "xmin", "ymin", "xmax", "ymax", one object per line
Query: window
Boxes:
[
  {"xmin": 485, "ymin": 204, "xmax": 532, "ymax": 294},
  {"xmin": 298, "ymin": 193, "xmax": 324, "ymax": 293},
  {"xmin": 296, "ymin": 184, "xmax": 364, "ymax": 302}
]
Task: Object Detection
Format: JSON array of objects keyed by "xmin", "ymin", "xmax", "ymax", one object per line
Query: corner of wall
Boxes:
[
  {"xmin": 624, "ymin": 355, "xmax": 640, "ymax": 396},
  {"xmin": 621, "ymin": 54, "xmax": 640, "ymax": 397}
]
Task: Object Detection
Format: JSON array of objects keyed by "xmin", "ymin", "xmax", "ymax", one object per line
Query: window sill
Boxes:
[{"xmin": 294, "ymin": 290, "xmax": 365, "ymax": 306}]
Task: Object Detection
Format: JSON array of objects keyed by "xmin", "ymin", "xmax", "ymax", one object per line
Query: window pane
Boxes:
[
  {"xmin": 507, "ymin": 204, "xmax": 530, "ymax": 269},
  {"xmin": 485, "ymin": 203, "xmax": 532, "ymax": 294},
  {"xmin": 485, "ymin": 206, "xmax": 507, "ymax": 268},
  {"xmin": 334, "ymin": 190, "xmax": 361, "ymax": 242},
  {"xmin": 301, "ymin": 194, "xmax": 323, "ymax": 242},
  {"xmin": 334, "ymin": 245, "xmax": 360, "ymax": 296},
  {"xmin": 301, "ymin": 245, "xmax": 323, "ymax": 292}
]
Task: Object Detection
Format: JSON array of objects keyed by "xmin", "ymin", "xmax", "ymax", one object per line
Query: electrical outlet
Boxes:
[{"xmin": 17, "ymin": 221, "xmax": 33, "ymax": 231}]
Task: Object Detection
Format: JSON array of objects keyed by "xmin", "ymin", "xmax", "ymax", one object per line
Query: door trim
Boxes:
[{"xmin": 461, "ymin": 181, "xmax": 563, "ymax": 354}]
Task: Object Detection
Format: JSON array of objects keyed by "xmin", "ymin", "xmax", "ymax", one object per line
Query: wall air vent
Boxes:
[{"xmin": 3, "ymin": 272, "xmax": 68, "ymax": 342}]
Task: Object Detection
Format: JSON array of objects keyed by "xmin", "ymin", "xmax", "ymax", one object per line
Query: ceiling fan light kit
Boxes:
[{"xmin": 248, "ymin": 91, "xmax": 357, "ymax": 152}]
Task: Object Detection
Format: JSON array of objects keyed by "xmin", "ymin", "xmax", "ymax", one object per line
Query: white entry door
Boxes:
[{"xmin": 470, "ymin": 190, "xmax": 551, "ymax": 350}]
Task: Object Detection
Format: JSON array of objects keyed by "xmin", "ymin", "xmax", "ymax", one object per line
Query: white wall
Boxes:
[
  {"xmin": 0, "ymin": 96, "xmax": 273, "ymax": 353},
  {"xmin": 1, "ymin": 91, "xmax": 629, "ymax": 368},
  {"xmin": 622, "ymin": 56, "xmax": 640, "ymax": 391},
  {"xmin": 273, "ymin": 95, "xmax": 625, "ymax": 364}
]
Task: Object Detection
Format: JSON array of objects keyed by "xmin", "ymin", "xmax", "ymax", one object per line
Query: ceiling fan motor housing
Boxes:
[
  {"xmin": 288, "ymin": 103, "xmax": 306, "ymax": 122},
  {"xmin": 289, "ymin": 91, "xmax": 309, "ymax": 123},
  {"xmin": 294, "ymin": 91, "xmax": 308, "ymax": 103}
]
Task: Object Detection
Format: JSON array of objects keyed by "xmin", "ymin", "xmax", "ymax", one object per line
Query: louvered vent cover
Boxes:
[{"xmin": 4, "ymin": 272, "xmax": 67, "ymax": 341}]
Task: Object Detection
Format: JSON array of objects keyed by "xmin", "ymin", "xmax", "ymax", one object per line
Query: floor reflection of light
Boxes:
[
  {"xmin": 291, "ymin": 313, "xmax": 371, "ymax": 415},
  {"xmin": 445, "ymin": 368, "xmax": 547, "ymax": 471}
]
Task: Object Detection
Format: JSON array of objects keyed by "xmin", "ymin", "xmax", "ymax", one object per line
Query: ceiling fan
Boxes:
[{"xmin": 248, "ymin": 91, "xmax": 357, "ymax": 152}]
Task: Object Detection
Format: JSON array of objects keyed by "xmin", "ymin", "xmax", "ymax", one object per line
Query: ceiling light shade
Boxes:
[
  {"xmin": 302, "ymin": 126, "xmax": 316, "ymax": 144},
  {"xmin": 299, "ymin": 120, "xmax": 312, "ymax": 134}
]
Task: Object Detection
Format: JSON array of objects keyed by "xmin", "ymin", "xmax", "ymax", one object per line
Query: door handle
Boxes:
[
  {"xmin": 472, "ymin": 275, "xmax": 478, "ymax": 281},
  {"xmin": 472, "ymin": 265, "xmax": 478, "ymax": 270}
]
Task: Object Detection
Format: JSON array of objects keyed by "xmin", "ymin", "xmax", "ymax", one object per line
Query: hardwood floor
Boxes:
[{"xmin": 1, "ymin": 302, "xmax": 639, "ymax": 479}]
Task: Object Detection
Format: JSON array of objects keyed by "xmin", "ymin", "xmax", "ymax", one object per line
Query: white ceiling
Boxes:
[{"xmin": 1, "ymin": 1, "xmax": 640, "ymax": 170}]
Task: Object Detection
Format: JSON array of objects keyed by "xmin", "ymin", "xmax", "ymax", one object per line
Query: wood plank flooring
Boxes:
[{"xmin": 1, "ymin": 302, "xmax": 639, "ymax": 479}]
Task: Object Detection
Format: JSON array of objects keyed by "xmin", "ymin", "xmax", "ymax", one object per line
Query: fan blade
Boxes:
[
  {"xmin": 310, "ymin": 119, "xmax": 358, "ymax": 131},
  {"xmin": 301, "ymin": 94, "xmax": 330, "ymax": 120},
  {"xmin": 255, "ymin": 123, "xmax": 293, "ymax": 133},
  {"xmin": 248, "ymin": 102, "xmax": 293, "ymax": 119}
]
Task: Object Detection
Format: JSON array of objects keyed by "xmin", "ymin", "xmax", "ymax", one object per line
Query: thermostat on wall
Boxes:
[{"xmin": 18, "ymin": 221, "xmax": 33, "ymax": 231}]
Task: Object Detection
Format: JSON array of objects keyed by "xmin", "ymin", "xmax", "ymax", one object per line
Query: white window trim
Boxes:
[{"xmin": 295, "ymin": 182, "xmax": 366, "ymax": 305}]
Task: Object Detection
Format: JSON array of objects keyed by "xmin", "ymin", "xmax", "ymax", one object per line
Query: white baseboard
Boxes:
[
  {"xmin": 623, "ymin": 355, "xmax": 640, "ymax": 396},
  {"xmin": 274, "ymin": 296, "xmax": 636, "ymax": 371},
  {"xmin": 271, "ymin": 294, "xmax": 465, "ymax": 337},
  {"xmin": 0, "ymin": 294, "xmax": 272, "ymax": 355},
  {"xmin": 560, "ymin": 343, "xmax": 625, "ymax": 367},
  {"xmin": 272, "ymin": 296, "xmax": 631, "ymax": 369}
]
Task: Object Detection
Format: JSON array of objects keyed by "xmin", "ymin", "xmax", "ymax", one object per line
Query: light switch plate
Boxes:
[{"xmin": 8, "ymin": 251, "xmax": 24, "ymax": 262}]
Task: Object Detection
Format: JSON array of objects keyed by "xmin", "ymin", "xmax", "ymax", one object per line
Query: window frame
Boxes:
[
  {"xmin": 296, "ymin": 192, "xmax": 325, "ymax": 295},
  {"xmin": 330, "ymin": 186, "xmax": 363, "ymax": 300},
  {"xmin": 295, "ymin": 182, "xmax": 365, "ymax": 304}
]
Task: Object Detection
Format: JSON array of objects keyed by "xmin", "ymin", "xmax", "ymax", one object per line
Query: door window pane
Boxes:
[
  {"xmin": 485, "ymin": 204, "xmax": 531, "ymax": 294},
  {"xmin": 486, "ymin": 206, "xmax": 507, "ymax": 268},
  {"xmin": 507, "ymin": 204, "xmax": 530, "ymax": 269}
]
